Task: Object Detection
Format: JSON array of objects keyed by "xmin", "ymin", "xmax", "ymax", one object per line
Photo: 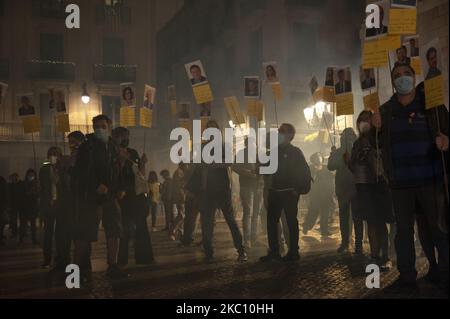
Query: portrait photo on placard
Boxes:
[
  {"xmin": 55, "ymin": 89, "xmax": 66, "ymax": 113},
  {"xmin": 360, "ymin": 66, "xmax": 376, "ymax": 91},
  {"xmin": 325, "ymin": 67, "xmax": 335, "ymax": 87},
  {"xmin": 144, "ymin": 85, "xmax": 156, "ymax": 109},
  {"xmin": 185, "ymin": 60, "xmax": 208, "ymax": 87},
  {"xmin": 404, "ymin": 35, "xmax": 419, "ymax": 57},
  {"xmin": 365, "ymin": 0, "xmax": 389, "ymax": 40},
  {"xmin": 17, "ymin": 94, "xmax": 36, "ymax": 117},
  {"xmin": 389, "ymin": 45, "xmax": 411, "ymax": 69},
  {"xmin": 263, "ymin": 62, "xmax": 279, "ymax": 83},
  {"xmin": 179, "ymin": 102, "xmax": 191, "ymax": 119},
  {"xmin": 121, "ymin": 84, "xmax": 136, "ymax": 107},
  {"xmin": 334, "ymin": 66, "xmax": 352, "ymax": 95},
  {"xmin": 0, "ymin": 82, "xmax": 8, "ymax": 107},
  {"xmin": 420, "ymin": 38, "xmax": 443, "ymax": 80},
  {"xmin": 200, "ymin": 101, "xmax": 211, "ymax": 117},
  {"xmin": 244, "ymin": 76, "xmax": 260, "ymax": 98},
  {"xmin": 391, "ymin": 0, "xmax": 417, "ymax": 8},
  {"xmin": 168, "ymin": 85, "xmax": 176, "ymax": 101}
]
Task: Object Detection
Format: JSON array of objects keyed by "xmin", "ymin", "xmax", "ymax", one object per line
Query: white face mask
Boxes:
[
  {"xmin": 394, "ymin": 75, "xmax": 414, "ymax": 95},
  {"xmin": 49, "ymin": 156, "xmax": 58, "ymax": 165},
  {"xmin": 359, "ymin": 122, "xmax": 371, "ymax": 134}
]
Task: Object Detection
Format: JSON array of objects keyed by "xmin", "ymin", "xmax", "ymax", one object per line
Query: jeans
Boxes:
[
  {"xmin": 200, "ymin": 191, "xmax": 244, "ymax": 257},
  {"xmin": 391, "ymin": 183, "xmax": 448, "ymax": 283},
  {"xmin": 149, "ymin": 201, "xmax": 158, "ymax": 227},
  {"xmin": 163, "ymin": 200, "xmax": 174, "ymax": 230},
  {"xmin": 267, "ymin": 191, "xmax": 300, "ymax": 255},
  {"xmin": 303, "ymin": 201, "xmax": 332, "ymax": 235},
  {"xmin": 240, "ymin": 186, "xmax": 263, "ymax": 244},
  {"xmin": 338, "ymin": 199, "xmax": 363, "ymax": 247}
]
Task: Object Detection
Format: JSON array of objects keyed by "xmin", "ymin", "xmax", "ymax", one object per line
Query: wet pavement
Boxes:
[{"xmin": 0, "ymin": 214, "xmax": 448, "ymax": 299}]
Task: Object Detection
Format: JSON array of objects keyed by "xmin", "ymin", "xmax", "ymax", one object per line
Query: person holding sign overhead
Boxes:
[{"xmin": 372, "ymin": 63, "xmax": 449, "ymax": 288}]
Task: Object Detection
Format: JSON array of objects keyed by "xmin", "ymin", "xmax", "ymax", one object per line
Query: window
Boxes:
[
  {"xmin": 95, "ymin": 1, "xmax": 132, "ymax": 26},
  {"xmin": 289, "ymin": 23, "xmax": 316, "ymax": 76},
  {"xmin": 32, "ymin": 0, "xmax": 66, "ymax": 19},
  {"xmin": 39, "ymin": 33, "xmax": 65, "ymax": 79}
]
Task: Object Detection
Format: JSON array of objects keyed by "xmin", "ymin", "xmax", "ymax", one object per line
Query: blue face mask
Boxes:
[
  {"xmin": 394, "ymin": 76, "xmax": 414, "ymax": 95},
  {"xmin": 94, "ymin": 128, "xmax": 110, "ymax": 143}
]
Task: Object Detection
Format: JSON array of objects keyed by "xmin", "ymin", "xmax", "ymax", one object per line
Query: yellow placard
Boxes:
[
  {"xmin": 424, "ymin": 75, "xmax": 444, "ymax": 110},
  {"xmin": 389, "ymin": 8, "xmax": 417, "ymax": 35},
  {"xmin": 335, "ymin": 93, "xmax": 354, "ymax": 116},
  {"xmin": 56, "ymin": 113, "xmax": 70, "ymax": 133},
  {"xmin": 313, "ymin": 87, "xmax": 335, "ymax": 103},
  {"xmin": 120, "ymin": 106, "xmax": 136, "ymax": 127},
  {"xmin": 378, "ymin": 35, "xmax": 402, "ymax": 51},
  {"xmin": 271, "ymin": 83, "xmax": 282, "ymax": 101},
  {"xmin": 225, "ymin": 96, "xmax": 245, "ymax": 124},
  {"xmin": 318, "ymin": 130, "xmax": 330, "ymax": 144},
  {"xmin": 363, "ymin": 40, "xmax": 388, "ymax": 69},
  {"xmin": 247, "ymin": 99, "xmax": 263, "ymax": 120},
  {"xmin": 363, "ymin": 92, "xmax": 380, "ymax": 112},
  {"xmin": 410, "ymin": 57, "xmax": 422, "ymax": 76},
  {"xmin": 22, "ymin": 115, "xmax": 40, "ymax": 134},
  {"xmin": 170, "ymin": 100, "xmax": 177, "ymax": 116},
  {"xmin": 193, "ymin": 83, "xmax": 213, "ymax": 105},
  {"xmin": 140, "ymin": 107, "xmax": 153, "ymax": 128}
]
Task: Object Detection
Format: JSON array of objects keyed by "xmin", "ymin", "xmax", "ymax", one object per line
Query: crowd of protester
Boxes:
[{"xmin": 0, "ymin": 64, "xmax": 448, "ymax": 290}]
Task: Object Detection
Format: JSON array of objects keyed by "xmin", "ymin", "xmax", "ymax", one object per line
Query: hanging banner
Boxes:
[
  {"xmin": 335, "ymin": 93, "xmax": 354, "ymax": 116},
  {"xmin": 363, "ymin": 92, "xmax": 380, "ymax": 112},
  {"xmin": 56, "ymin": 113, "xmax": 70, "ymax": 133},
  {"xmin": 140, "ymin": 107, "xmax": 153, "ymax": 128},
  {"xmin": 120, "ymin": 106, "xmax": 136, "ymax": 127},
  {"xmin": 49, "ymin": 88, "xmax": 67, "ymax": 113},
  {"xmin": 389, "ymin": 8, "xmax": 417, "ymax": 35},
  {"xmin": 22, "ymin": 115, "xmax": 40, "ymax": 134}
]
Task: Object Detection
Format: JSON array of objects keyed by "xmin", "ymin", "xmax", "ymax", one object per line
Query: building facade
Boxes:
[{"xmin": 0, "ymin": 0, "xmax": 182, "ymax": 177}]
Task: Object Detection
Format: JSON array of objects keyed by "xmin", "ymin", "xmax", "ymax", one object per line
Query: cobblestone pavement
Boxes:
[{"xmin": 0, "ymin": 215, "xmax": 448, "ymax": 299}]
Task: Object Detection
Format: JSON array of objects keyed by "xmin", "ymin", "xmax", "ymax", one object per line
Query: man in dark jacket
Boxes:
[
  {"xmin": 260, "ymin": 123, "xmax": 311, "ymax": 262},
  {"xmin": 328, "ymin": 127, "xmax": 363, "ymax": 254},
  {"xmin": 73, "ymin": 114, "xmax": 127, "ymax": 280},
  {"xmin": 373, "ymin": 63, "xmax": 449, "ymax": 287}
]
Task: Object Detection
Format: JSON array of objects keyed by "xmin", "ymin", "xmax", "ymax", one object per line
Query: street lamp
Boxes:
[{"xmin": 81, "ymin": 82, "xmax": 90, "ymax": 104}]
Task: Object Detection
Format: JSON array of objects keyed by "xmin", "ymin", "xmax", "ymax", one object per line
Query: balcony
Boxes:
[
  {"xmin": 93, "ymin": 64, "xmax": 137, "ymax": 83},
  {"xmin": 0, "ymin": 58, "xmax": 8, "ymax": 80},
  {"xmin": 26, "ymin": 60, "xmax": 75, "ymax": 82}
]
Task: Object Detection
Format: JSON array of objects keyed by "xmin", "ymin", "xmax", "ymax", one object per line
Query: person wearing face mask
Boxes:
[
  {"xmin": 20, "ymin": 169, "xmax": 39, "ymax": 244},
  {"xmin": 73, "ymin": 115, "xmax": 128, "ymax": 281},
  {"xmin": 302, "ymin": 152, "xmax": 335, "ymax": 238},
  {"xmin": 39, "ymin": 146, "xmax": 63, "ymax": 268},
  {"xmin": 373, "ymin": 63, "xmax": 449, "ymax": 288},
  {"xmin": 349, "ymin": 111, "xmax": 394, "ymax": 271},
  {"xmin": 195, "ymin": 119, "xmax": 248, "ymax": 263},
  {"xmin": 328, "ymin": 127, "xmax": 363, "ymax": 255},
  {"xmin": 260, "ymin": 123, "xmax": 311, "ymax": 262},
  {"xmin": 113, "ymin": 127, "xmax": 154, "ymax": 266}
]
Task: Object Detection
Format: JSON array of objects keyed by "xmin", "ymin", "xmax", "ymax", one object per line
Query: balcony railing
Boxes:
[
  {"xmin": 26, "ymin": 60, "xmax": 76, "ymax": 82},
  {"xmin": 0, "ymin": 58, "xmax": 9, "ymax": 80},
  {"xmin": 0, "ymin": 123, "xmax": 92, "ymax": 142},
  {"xmin": 93, "ymin": 64, "xmax": 137, "ymax": 83}
]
